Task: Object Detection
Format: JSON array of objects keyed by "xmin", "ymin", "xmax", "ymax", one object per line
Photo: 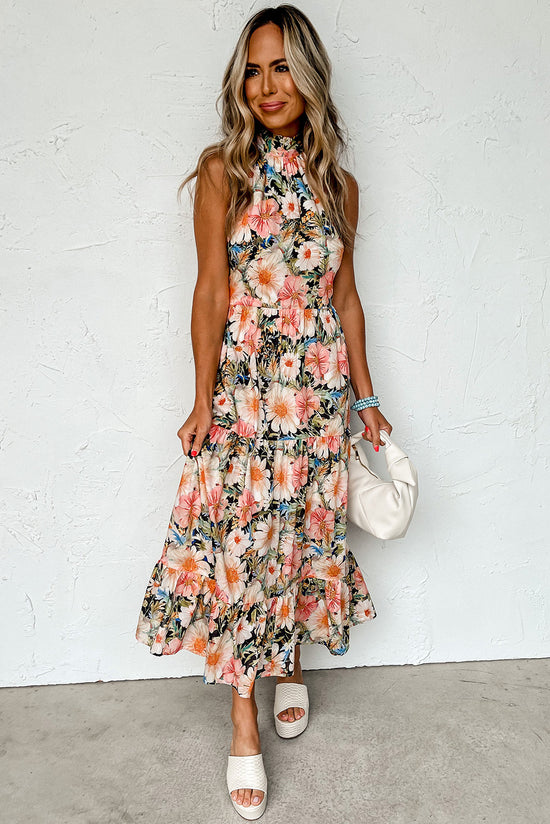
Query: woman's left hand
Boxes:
[{"xmin": 357, "ymin": 407, "xmax": 392, "ymax": 452}]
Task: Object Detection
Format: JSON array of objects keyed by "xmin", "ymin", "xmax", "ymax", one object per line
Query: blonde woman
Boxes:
[{"xmin": 136, "ymin": 4, "xmax": 391, "ymax": 819}]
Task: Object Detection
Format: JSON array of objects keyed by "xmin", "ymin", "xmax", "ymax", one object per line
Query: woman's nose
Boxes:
[{"xmin": 262, "ymin": 71, "xmax": 276, "ymax": 96}]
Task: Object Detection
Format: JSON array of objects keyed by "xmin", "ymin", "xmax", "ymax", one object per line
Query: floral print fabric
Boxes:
[{"xmin": 136, "ymin": 126, "xmax": 376, "ymax": 697}]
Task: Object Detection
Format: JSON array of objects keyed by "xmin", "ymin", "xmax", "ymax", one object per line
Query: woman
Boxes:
[{"xmin": 136, "ymin": 5, "xmax": 392, "ymax": 819}]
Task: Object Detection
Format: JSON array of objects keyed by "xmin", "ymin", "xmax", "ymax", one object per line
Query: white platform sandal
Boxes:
[
  {"xmin": 273, "ymin": 682, "xmax": 309, "ymax": 738},
  {"xmin": 226, "ymin": 752, "xmax": 267, "ymax": 820}
]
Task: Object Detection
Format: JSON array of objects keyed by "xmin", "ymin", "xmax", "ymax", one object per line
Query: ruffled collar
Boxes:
[{"xmin": 256, "ymin": 124, "xmax": 304, "ymax": 154}]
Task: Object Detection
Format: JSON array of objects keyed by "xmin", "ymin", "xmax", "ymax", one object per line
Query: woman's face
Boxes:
[{"xmin": 244, "ymin": 23, "xmax": 305, "ymax": 137}]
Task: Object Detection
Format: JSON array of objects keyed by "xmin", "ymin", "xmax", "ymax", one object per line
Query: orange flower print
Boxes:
[
  {"xmin": 265, "ymin": 382, "xmax": 299, "ymax": 434},
  {"xmin": 247, "ymin": 246, "xmax": 287, "ymax": 302},
  {"xmin": 296, "ymin": 240, "xmax": 322, "ymax": 271},
  {"xmin": 280, "ymin": 191, "xmax": 300, "ymax": 219}
]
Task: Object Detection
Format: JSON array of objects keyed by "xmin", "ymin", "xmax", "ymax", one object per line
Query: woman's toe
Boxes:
[{"xmin": 252, "ymin": 791, "xmax": 264, "ymax": 805}]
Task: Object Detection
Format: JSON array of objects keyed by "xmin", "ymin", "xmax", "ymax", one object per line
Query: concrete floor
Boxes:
[{"xmin": 1, "ymin": 658, "xmax": 549, "ymax": 824}]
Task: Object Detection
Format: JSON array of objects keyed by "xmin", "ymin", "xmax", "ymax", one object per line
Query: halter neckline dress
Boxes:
[{"xmin": 136, "ymin": 125, "xmax": 376, "ymax": 697}]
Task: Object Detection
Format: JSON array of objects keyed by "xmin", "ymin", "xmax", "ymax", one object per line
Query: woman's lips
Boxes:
[{"xmin": 260, "ymin": 101, "xmax": 285, "ymax": 111}]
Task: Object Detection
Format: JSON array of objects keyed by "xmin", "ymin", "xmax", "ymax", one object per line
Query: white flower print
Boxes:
[{"xmin": 296, "ymin": 240, "xmax": 323, "ymax": 271}]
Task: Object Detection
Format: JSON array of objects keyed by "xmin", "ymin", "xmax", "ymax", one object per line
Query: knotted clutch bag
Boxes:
[{"xmin": 347, "ymin": 429, "xmax": 419, "ymax": 539}]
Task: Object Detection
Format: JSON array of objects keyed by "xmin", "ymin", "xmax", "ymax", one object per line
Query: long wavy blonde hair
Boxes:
[{"xmin": 177, "ymin": 4, "xmax": 356, "ymax": 248}]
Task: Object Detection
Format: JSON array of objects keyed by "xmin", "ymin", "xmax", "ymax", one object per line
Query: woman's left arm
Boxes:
[{"xmin": 331, "ymin": 171, "xmax": 392, "ymax": 452}]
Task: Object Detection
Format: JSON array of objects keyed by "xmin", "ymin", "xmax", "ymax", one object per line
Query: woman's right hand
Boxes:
[{"xmin": 177, "ymin": 403, "xmax": 213, "ymax": 458}]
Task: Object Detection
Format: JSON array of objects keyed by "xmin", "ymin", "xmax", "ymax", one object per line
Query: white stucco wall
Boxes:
[{"xmin": 1, "ymin": 0, "xmax": 548, "ymax": 688}]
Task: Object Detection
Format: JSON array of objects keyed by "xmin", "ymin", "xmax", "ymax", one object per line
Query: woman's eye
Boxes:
[{"xmin": 244, "ymin": 64, "xmax": 288, "ymax": 79}]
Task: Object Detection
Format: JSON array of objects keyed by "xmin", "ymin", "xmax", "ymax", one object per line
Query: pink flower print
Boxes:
[
  {"xmin": 295, "ymin": 593, "xmax": 318, "ymax": 622},
  {"xmin": 281, "ymin": 537, "xmax": 302, "ymax": 579},
  {"xmin": 207, "ymin": 483, "xmax": 227, "ymax": 523},
  {"xmin": 163, "ymin": 637, "xmax": 183, "ymax": 654},
  {"xmin": 173, "ymin": 486, "xmax": 201, "ymax": 529},
  {"xmin": 307, "ymin": 506, "xmax": 336, "ymax": 543},
  {"xmin": 295, "ymin": 386, "xmax": 320, "ymax": 422},
  {"xmin": 281, "ymin": 149, "xmax": 300, "ymax": 176},
  {"xmin": 292, "ymin": 454, "xmax": 309, "ymax": 489},
  {"xmin": 208, "ymin": 423, "xmax": 229, "ymax": 444},
  {"xmin": 278, "ymin": 274, "xmax": 308, "ymax": 307},
  {"xmin": 318, "ymin": 270, "xmax": 335, "ymax": 303},
  {"xmin": 337, "ymin": 342, "xmax": 349, "ymax": 376},
  {"xmin": 222, "ymin": 656, "xmax": 247, "ymax": 686},
  {"xmin": 353, "ymin": 566, "xmax": 369, "ymax": 595},
  {"xmin": 248, "ymin": 197, "xmax": 283, "ymax": 238},
  {"xmin": 304, "ymin": 341, "xmax": 330, "ymax": 381},
  {"xmin": 231, "ymin": 418, "xmax": 256, "ymax": 438},
  {"xmin": 236, "ymin": 488, "xmax": 258, "ymax": 527},
  {"xmin": 242, "ymin": 322, "xmax": 261, "ymax": 355},
  {"xmin": 326, "ymin": 580, "xmax": 343, "ymax": 616},
  {"xmin": 275, "ymin": 305, "xmax": 300, "ymax": 339}
]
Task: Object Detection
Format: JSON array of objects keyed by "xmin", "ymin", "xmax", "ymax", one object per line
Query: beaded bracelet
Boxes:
[{"xmin": 351, "ymin": 395, "xmax": 379, "ymax": 411}]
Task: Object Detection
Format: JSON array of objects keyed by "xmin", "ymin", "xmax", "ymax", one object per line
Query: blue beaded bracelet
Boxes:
[{"xmin": 351, "ymin": 395, "xmax": 379, "ymax": 411}]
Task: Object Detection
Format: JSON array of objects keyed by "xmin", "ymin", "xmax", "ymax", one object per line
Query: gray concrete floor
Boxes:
[{"xmin": 1, "ymin": 658, "xmax": 549, "ymax": 824}]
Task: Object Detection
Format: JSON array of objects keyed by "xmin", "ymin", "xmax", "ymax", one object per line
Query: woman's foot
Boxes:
[
  {"xmin": 229, "ymin": 688, "xmax": 265, "ymax": 809},
  {"xmin": 275, "ymin": 643, "xmax": 305, "ymax": 722}
]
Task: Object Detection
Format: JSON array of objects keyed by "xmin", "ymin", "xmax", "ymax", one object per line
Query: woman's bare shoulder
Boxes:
[
  {"xmin": 197, "ymin": 147, "xmax": 227, "ymax": 193},
  {"xmin": 341, "ymin": 168, "xmax": 359, "ymax": 199}
]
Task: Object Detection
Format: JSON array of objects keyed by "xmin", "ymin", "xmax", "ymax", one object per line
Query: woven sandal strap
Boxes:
[
  {"xmin": 226, "ymin": 753, "xmax": 267, "ymax": 794},
  {"xmin": 273, "ymin": 682, "xmax": 309, "ymax": 715}
]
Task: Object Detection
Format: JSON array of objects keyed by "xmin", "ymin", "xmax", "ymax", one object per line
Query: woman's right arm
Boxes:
[{"xmin": 177, "ymin": 153, "xmax": 231, "ymax": 458}]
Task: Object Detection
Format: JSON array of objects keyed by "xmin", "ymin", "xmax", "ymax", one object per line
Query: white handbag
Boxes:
[{"xmin": 347, "ymin": 429, "xmax": 419, "ymax": 539}]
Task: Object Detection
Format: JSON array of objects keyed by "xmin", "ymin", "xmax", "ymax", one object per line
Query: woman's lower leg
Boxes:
[{"xmin": 229, "ymin": 679, "xmax": 264, "ymax": 808}]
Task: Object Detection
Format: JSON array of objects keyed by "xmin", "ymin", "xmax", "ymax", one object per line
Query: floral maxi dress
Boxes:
[{"xmin": 135, "ymin": 126, "xmax": 376, "ymax": 697}]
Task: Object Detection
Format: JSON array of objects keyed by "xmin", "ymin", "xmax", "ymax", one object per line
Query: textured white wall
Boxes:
[{"xmin": 1, "ymin": 0, "xmax": 549, "ymax": 688}]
